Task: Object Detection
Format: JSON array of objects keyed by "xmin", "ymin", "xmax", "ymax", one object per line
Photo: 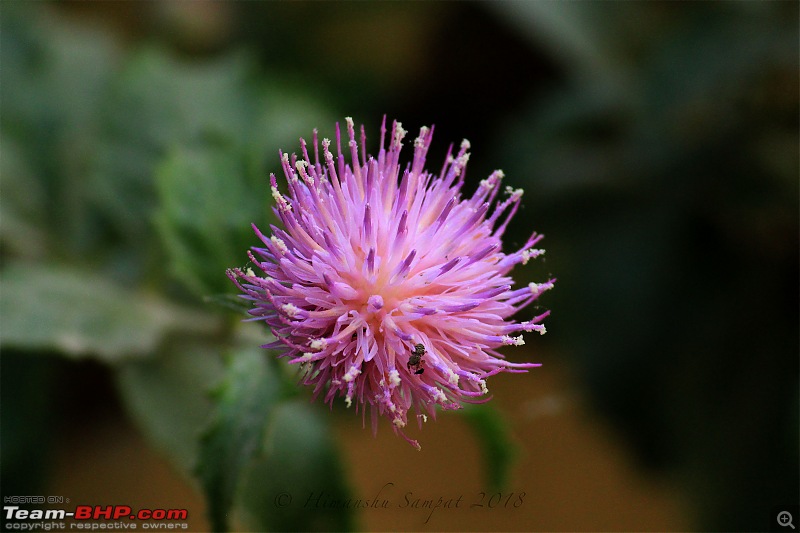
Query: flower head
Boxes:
[{"xmin": 229, "ymin": 117, "xmax": 553, "ymax": 449}]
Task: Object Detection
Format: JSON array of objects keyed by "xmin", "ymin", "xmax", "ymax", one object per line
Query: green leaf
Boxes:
[
  {"xmin": 115, "ymin": 343, "xmax": 224, "ymax": 473},
  {"xmin": 0, "ymin": 262, "xmax": 218, "ymax": 361},
  {"xmin": 88, "ymin": 49, "xmax": 256, "ymax": 251},
  {"xmin": 461, "ymin": 403, "xmax": 518, "ymax": 492},
  {"xmin": 150, "ymin": 89, "xmax": 336, "ymax": 299},
  {"xmin": 154, "ymin": 144, "xmax": 263, "ymax": 297},
  {"xmin": 237, "ymin": 400, "xmax": 355, "ymax": 533},
  {"xmin": 195, "ymin": 347, "xmax": 282, "ymax": 532}
]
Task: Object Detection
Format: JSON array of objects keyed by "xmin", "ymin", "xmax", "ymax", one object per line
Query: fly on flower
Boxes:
[
  {"xmin": 228, "ymin": 117, "xmax": 554, "ymax": 450},
  {"xmin": 408, "ymin": 343, "xmax": 426, "ymax": 375}
]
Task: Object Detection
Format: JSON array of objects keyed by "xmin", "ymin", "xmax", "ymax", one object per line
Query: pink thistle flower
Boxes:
[{"xmin": 229, "ymin": 117, "xmax": 553, "ymax": 450}]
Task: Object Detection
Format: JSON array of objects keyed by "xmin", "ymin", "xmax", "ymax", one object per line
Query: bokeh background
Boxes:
[{"xmin": 2, "ymin": 2, "xmax": 797, "ymax": 532}]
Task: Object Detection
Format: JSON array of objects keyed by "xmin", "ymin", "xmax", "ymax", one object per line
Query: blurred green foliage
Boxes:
[
  {"xmin": 490, "ymin": 2, "xmax": 799, "ymax": 530},
  {"xmin": 461, "ymin": 404, "xmax": 519, "ymax": 493},
  {"xmin": 195, "ymin": 347, "xmax": 282, "ymax": 532},
  {"xmin": 0, "ymin": 4, "xmax": 353, "ymax": 531},
  {"xmin": 0, "ymin": 262, "xmax": 220, "ymax": 360},
  {"xmin": 1, "ymin": 2, "xmax": 797, "ymax": 532}
]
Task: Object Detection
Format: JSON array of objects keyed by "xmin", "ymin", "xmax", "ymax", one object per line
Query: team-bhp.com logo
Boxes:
[
  {"xmin": 74, "ymin": 506, "xmax": 187, "ymax": 521},
  {"xmin": 4, "ymin": 505, "xmax": 189, "ymax": 530}
]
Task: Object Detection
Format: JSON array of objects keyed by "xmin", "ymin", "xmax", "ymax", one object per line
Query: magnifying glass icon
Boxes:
[{"xmin": 778, "ymin": 511, "xmax": 795, "ymax": 529}]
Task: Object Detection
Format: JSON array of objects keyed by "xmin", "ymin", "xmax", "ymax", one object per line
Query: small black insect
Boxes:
[{"xmin": 408, "ymin": 343, "xmax": 425, "ymax": 375}]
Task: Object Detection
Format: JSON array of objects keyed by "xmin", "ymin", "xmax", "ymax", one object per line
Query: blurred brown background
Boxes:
[{"xmin": 48, "ymin": 353, "xmax": 687, "ymax": 532}]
